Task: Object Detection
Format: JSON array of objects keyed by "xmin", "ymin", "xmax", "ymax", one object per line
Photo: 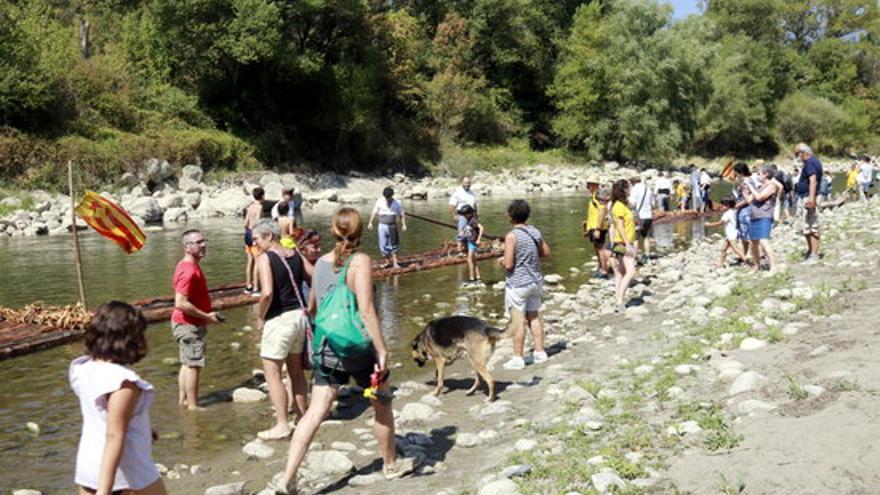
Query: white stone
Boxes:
[
  {"xmin": 634, "ymin": 365, "xmax": 654, "ymax": 376},
  {"xmin": 675, "ymin": 364, "xmax": 698, "ymax": 376},
  {"xmin": 692, "ymin": 296, "xmax": 711, "ymax": 308},
  {"xmin": 544, "ymin": 274, "xmax": 563, "ymax": 284},
  {"xmin": 501, "ymin": 464, "xmax": 532, "ymax": 478},
  {"xmin": 456, "ymin": 433, "xmax": 481, "ymax": 448},
  {"xmin": 124, "ymin": 196, "xmax": 163, "ymax": 223},
  {"xmin": 232, "ymin": 387, "xmax": 267, "ymax": 402},
  {"xmin": 305, "ymin": 450, "xmax": 354, "ymax": 476},
  {"xmin": 12, "ymin": 490, "xmax": 43, "ymax": 495},
  {"xmin": 181, "ymin": 164, "xmax": 204, "ymax": 182},
  {"xmin": 803, "ymin": 385, "xmax": 825, "ymax": 397},
  {"xmin": 480, "ymin": 400, "xmax": 511, "ymax": 417},
  {"xmin": 739, "ymin": 338, "xmax": 767, "ymax": 350},
  {"xmin": 736, "ymin": 399, "xmax": 778, "ymax": 415},
  {"xmin": 331, "ymin": 441, "xmax": 357, "ymax": 452},
  {"xmin": 679, "ymin": 420, "xmax": 702, "ymax": 435},
  {"xmin": 205, "ymin": 482, "xmax": 246, "ymax": 495},
  {"xmin": 479, "ymin": 479, "xmax": 521, "ymax": 495},
  {"xmin": 707, "ymin": 284, "xmax": 732, "ymax": 298},
  {"xmin": 728, "ymin": 371, "xmax": 767, "ymax": 396},
  {"xmin": 242, "ymin": 440, "xmax": 274, "ymax": 459},
  {"xmin": 348, "ymin": 473, "xmax": 384, "ymax": 486},
  {"xmin": 592, "ymin": 472, "xmax": 626, "ymax": 493},
  {"xmin": 400, "ymin": 402, "xmax": 436, "ymax": 422},
  {"xmin": 514, "ymin": 439, "xmax": 538, "ymax": 452},
  {"xmin": 420, "ymin": 394, "xmax": 443, "ymax": 407}
]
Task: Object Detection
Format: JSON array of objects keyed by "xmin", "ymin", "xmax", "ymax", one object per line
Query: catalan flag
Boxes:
[
  {"xmin": 74, "ymin": 191, "xmax": 146, "ymax": 253},
  {"xmin": 721, "ymin": 160, "xmax": 736, "ymax": 181}
]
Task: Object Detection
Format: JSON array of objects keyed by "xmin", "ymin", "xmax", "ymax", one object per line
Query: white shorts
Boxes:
[
  {"xmin": 505, "ymin": 284, "xmax": 543, "ymax": 314},
  {"xmin": 261, "ymin": 309, "xmax": 308, "ymax": 360}
]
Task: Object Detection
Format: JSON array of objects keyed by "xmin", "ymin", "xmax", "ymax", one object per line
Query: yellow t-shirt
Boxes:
[
  {"xmin": 846, "ymin": 169, "xmax": 858, "ymax": 189},
  {"xmin": 584, "ymin": 193, "xmax": 608, "ymax": 230},
  {"xmin": 611, "ymin": 200, "xmax": 635, "ymax": 244},
  {"xmin": 675, "ymin": 183, "xmax": 686, "ymax": 199}
]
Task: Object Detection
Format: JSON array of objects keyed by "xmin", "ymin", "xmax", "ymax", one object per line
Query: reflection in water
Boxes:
[
  {"xmin": 653, "ymin": 222, "xmax": 674, "ymax": 251},
  {"xmin": 377, "ymin": 275, "xmax": 400, "ymax": 342},
  {"xmin": 691, "ymin": 218, "xmax": 707, "ymax": 243}
]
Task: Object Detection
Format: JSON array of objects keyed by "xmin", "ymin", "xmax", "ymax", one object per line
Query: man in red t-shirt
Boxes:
[{"xmin": 172, "ymin": 229, "xmax": 220, "ymax": 410}]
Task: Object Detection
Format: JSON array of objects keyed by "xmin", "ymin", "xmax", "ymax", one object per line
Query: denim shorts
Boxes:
[{"xmin": 748, "ymin": 217, "xmax": 772, "ymax": 240}]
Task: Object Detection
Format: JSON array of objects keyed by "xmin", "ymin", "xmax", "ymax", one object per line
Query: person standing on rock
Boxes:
[
  {"xmin": 253, "ymin": 219, "xmax": 310, "ymax": 440},
  {"xmin": 449, "ymin": 176, "xmax": 476, "ymax": 250},
  {"xmin": 795, "ymin": 143, "xmax": 823, "ymax": 263},
  {"xmin": 172, "ymin": 229, "xmax": 221, "ymax": 411},
  {"xmin": 609, "ymin": 180, "xmax": 637, "ymax": 312},
  {"xmin": 628, "ymin": 177, "xmax": 654, "ymax": 260},
  {"xmin": 368, "ymin": 187, "xmax": 407, "ymax": 269},
  {"xmin": 582, "ymin": 176, "xmax": 610, "ymax": 278},
  {"xmin": 71, "ymin": 302, "xmax": 168, "ymax": 495},
  {"xmin": 244, "ymin": 187, "xmax": 265, "ymax": 295},
  {"xmin": 499, "ymin": 200, "xmax": 550, "ymax": 370},
  {"xmin": 269, "ymin": 208, "xmax": 415, "ymax": 494}
]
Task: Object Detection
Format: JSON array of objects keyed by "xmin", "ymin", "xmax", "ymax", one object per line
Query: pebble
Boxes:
[
  {"xmin": 232, "ymin": 387, "xmax": 267, "ymax": 403},
  {"xmin": 305, "ymin": 450, "xmax": 354, "ymax": 475},
  {"xmin": 679, "ymin": 420, "xmax": 702, "ymax": 435},
  {"xmin": 514, "ymin": 438, "xmax": 538, "ymax": 452},
  {"xmin": 155, "ymin": 463, "xmax": 169, "ymax": 475},
  {"xmin": 420, "ymin": 394, "xmax": 443, "ymax": 407},
  {"xmin": 25, "ymin": 422, "xmax": 40, "ymax": 435},
  {"xmin": 592, "ymin": 472, "xmax": 626, "ymax": 493},
  {"xmin": 674, "ymin": 364, "xmax": 698, "ymax": 376},
  {"xmin": 739, "ymin": 338, "xmax": 768, "ymax": 351},
  {"xmin": 479, "ymin": 479, "xmax": 521, "ymax": 495},
  {"xmin": 242, "ymin": 440, "xmax": 274, "ymax": 459},
  {"xmin": 501, "ymin": 464, "xmax": 532, "ymax": 478},
  {"xmin": 204, "ymin": 482, "xmax": 246, "ymax": 495},
  {"xmin": 456, "ymin": 433, "xmax": 481, "ymax": 448},
  {"xmin": 736, "ymin": 399, "xmax": 778, "ymax": 415},
  {"xmin": 587, "ymin": 455, "xmax": 605, "ymax": 465},
  {"xmin": 479, "ymin": 400, "xmax": 512, "ymax": 417},
  {"xmin": 634, "ymin": 365, "xmax": 654, "ymax": 376},
  {"xmin": 331, "ymin": 441, "xmax": 357, "ymax": 452},
  {"xmin": 12, "ymin": 490, "xmax": 43, "ymax": 495},
  {"xmin": 809, "ymin": 345, "xmax": 830, "ymax": 357},
  {"xmin": 348, "ymin": 473, "xmax": 385, "ymax": 486},
  {"xmin": 803, "ymin": 385, "xmax": 825, "ymax": 397},
  {"xmin": 478, "ymin": 429, "xmax": 499, "ymax": 442},
  {"xmin": 729, "ymin": 371, "xmax": 767, "ymax": 395},
  {"xmin": 400, "ymin": 403, "xmax": 436, "ymax": 422}
]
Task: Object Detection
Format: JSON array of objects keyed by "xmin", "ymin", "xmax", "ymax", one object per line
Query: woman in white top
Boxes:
[
  {"xmin": 70, "ymin": 302, "xmax": 166, "ymax": 495},
  {"xmin": 367, "ymin": 187, "xmax": 407, "ymax": 268}
]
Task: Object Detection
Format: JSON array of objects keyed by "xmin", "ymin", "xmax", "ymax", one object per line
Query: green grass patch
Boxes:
[
  {"xmin": 785, "ymin": 374, "xmax": 808, "ymax": 401},
  {"xmin": 677, "ymin": 402, "xmax": 743, "ymax": 451}
]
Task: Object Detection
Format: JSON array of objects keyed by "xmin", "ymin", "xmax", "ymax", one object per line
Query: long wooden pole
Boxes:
[
  {"xmin": 406, "ymin": 211, "xmax": 502, "ymax": 241},
  {"xmin": 68, "ymin": 161, "xmax": 87, "ymax": 308}
]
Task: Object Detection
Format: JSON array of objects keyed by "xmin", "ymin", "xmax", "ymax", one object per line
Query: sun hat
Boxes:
[{"xmin": 586, "ymin": 174, "xmax": 600, "ymax": 184}]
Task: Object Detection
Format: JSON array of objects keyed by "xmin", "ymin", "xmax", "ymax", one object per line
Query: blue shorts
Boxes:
[
  {"xmin": 467, "ymin": 241, "xmax": 478, "ymax": 252},
  {"xmin": 748, "ymin": 217, "xmax": 772, "ymax": 240}
]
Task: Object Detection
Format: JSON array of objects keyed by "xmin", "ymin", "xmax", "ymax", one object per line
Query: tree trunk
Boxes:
[{"xmin": 79, "ymin": 18, "xmax": 90, "ymax": 59}]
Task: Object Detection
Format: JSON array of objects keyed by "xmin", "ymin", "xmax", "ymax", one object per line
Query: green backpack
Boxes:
[{"xmin": 312, "ymin": 257, "xmax": 372, "ymax": 363}]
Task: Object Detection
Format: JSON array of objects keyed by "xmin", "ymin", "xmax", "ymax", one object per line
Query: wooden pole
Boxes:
[
  {"xmin": 406, "ymin": 211, "xmax": 502, "ymax": 241},
  {"xmin": 68, "ymin": 161, "xmax": 87, "ymax": 308}
]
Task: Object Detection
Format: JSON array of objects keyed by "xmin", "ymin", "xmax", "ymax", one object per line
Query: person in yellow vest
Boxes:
[
  {"xmin": 582, "ymin": 175, "xmax": 610, "ymax": 278},
  {"xmin": 609, "ymin": 179, "xmax": 637, "ymax": 312}
]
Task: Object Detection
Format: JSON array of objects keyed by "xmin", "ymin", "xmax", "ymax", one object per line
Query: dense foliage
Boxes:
[{"xmin": 0, "ymin": 0, "xmax": 878, "ymax": 187}]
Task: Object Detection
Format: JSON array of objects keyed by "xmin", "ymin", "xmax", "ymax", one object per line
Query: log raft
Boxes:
[{"xmin": 0, "ymin": 241, "xmax": 503, "ymax": 361}]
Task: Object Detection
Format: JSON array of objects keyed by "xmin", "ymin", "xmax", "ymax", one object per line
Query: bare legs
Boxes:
[
  {"xmin": 178, "ymin": 366, "xmax": 201, "ymax": 410},
  {"xmin": 246, "ymin": 251, "xmax": 256, "ymax": 290},
  {"xmin": 509, "ymin": 309, "xmax": 544, "ymax": 358},
  {"xmin": 278, "ymin": 383, "xmax": 398, "ymax": 489},
  {"xmin": 718, "ymin": 240, "xmax": 747, "ymax": 267},
  {"xmin": 612, "ymin": 253, "xmax": 636, "ymax": 307},
  {"xmin": 467, "ymin": 251, "xmax": 480, "ymax": 281}
]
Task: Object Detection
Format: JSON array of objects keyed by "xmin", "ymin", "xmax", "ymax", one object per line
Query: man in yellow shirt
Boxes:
[{"xmin": 582, "ymin": 175, "xmax": 610, "ymax": 278}]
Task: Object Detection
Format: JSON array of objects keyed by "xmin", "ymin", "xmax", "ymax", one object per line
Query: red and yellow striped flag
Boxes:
[{"xmin": 74, "ymin": 191, "xmax": 146, "ymax": 253}]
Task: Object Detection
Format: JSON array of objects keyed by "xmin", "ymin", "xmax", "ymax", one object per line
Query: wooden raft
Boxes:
[{"xmin": 0, "ymin": 241, "xmax": 503, "ymax": 361}]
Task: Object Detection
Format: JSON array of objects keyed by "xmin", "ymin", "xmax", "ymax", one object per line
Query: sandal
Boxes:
[
  {"xmin": 258, "ymin": 427, "xmax": 292, "ymax": 441},
  {"xmin": 383, "ymin": 456, "xmax": 418, "ymax": 480}
]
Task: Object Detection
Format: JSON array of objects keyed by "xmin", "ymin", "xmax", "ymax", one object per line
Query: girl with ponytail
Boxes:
[{"xmin": 271, "ymin": 208, "xmax": 415, "ymax": 493}]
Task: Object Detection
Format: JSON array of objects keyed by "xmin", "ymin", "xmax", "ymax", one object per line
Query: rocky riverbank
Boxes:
[
  {"xmin": 0, "ymin": 155, "xmax": 857, "ymax": 238},
  {"xmin": 104, "ymin": 194, "xmax": 875, "ymax": 495}
]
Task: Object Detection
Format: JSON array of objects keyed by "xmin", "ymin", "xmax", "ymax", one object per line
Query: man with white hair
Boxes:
[{"xmin": 794, "ymin": 143, "xmax": 822, "ymax": 263}]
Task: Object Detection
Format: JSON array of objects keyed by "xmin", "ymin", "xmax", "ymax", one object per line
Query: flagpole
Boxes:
[{"xmin": 68, "ymin": 161, "xmax": 87, "ymax": 308}]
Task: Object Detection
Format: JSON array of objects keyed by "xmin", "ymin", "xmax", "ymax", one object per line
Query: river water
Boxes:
[{"xmin": 0, "ymin": 193, "xmax": 719, "ymax": 493}]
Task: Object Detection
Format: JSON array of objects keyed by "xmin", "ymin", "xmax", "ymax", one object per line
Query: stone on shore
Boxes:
[
  {"xmin": 728, "ymin": 371, "xmax": 767, "ymax": 395},
  {"xmin": 242, "ymin": 439, "xmax": 274, "ymax": 459},
  {"xmin": 456, "ymin": 433, "xmax": 481, "ymax": 448},
  {"xmin": 348, "ymin": 473, "xmax": 384, "ymax": 487},
  {"xmin": 592, "ymin": 472, "xmax": 626, "ymax": 493},
  {"xmin": 400, "ymin": 402, "xmax": 436, "ymax": 422},
  {"xmin": 479, "ymin": 479, "xmax": 521, "ymax": 495},
  {"xmin": 739, "ymin": 338, "xmax": 767, "ymax": 350},
  {"xmin": 232, "ymin": 387, "xmax": 266, "ymax": 402},
  {"xmin": 12, "ymin": 490, "xmax": 43, "ymax": 495},
  {"xmin": 305, "ymin": 450, "xmax": 354, "ymax": 476},
  {"xmin": 205, "ymin": 482, "xmax": 247, "ymax": 495}
]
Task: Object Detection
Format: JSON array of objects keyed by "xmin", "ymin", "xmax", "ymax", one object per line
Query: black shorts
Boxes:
[
  {"xmin": 637, "ymin": 219, "xmax": 654, "ymax": 238},
  {"xmin": 313, "ymin": 364, "xmax": 380, "ymax": 389},
  {"xmin": 589, "ymin": 229, "xmax": 608, "ymax": 246}
]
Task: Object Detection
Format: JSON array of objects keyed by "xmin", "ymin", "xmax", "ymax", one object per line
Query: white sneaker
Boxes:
[
  {"xmin": 502, "ymin": 356, "xmax": 526, "ymax": 370},
  {"xmin": 532, "ymin": 351, "xmax": 548, "ymax": 364}
]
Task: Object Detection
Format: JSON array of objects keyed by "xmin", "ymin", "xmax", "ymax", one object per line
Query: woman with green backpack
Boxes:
[{"xmin": 269, "ymin": 208, "xmax": 415, "ymax": 494}]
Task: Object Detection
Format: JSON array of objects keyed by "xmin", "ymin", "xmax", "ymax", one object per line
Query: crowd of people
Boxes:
[
  {"xmin": 66, "ymin": 142, "xmax": 879, "ymax": 494},
  {"xmin": 69, "ymin": 172, "xmax": 554, "ymax": 494}
]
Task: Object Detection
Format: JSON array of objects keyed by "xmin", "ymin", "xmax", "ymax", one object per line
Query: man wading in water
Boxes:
[{"xmin": 171, "ymin": 229, "xmax": 222, "ymax": 410}]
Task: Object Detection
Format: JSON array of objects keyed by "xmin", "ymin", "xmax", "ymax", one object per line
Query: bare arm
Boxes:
[
  {"xmin": 367, "ymin": 207, "xmax": 377, "ymax": 230},
  {"xmin": 400, "ymin": 210, "xmax": 407, "ymax": 231},
  {"xmin": 448, "ymin": 204, "xmax": 457, "ymax": 220},
  {"xmin": 95, "ymin": 382, "xmax": 140, "ymax": 495},
  {"xmin": 539, "ymin": 238, "xmax": 551, "ymax": 258},
  {"xmin": 748, "ymin": 182, "xmax": 776, "ymax": 202},
  {"xmin": 174, "ymin": 293, "xmax": 217, "ymax": 323},
  {"xmin": 498, "ymin": 231, "xmax": 516, "ymax": 271},
  {"xmin": 349, "ymin": 253, "xmax": 388, "ymax": 371},
  {"xmin": 256, "ymin": 253, "xmax": 273, "ymax": 327},
  {"xmin": 307, "ymin": 278, "xmax": 316, "ymax": 317},
  {"xmin": 475, "ymin": 223, "xmax": 484, "ymax": 244}
]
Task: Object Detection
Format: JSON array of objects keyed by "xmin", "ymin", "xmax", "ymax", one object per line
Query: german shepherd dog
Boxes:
[{"xmin": 411, "ymin": 315, "xmax": 505, "ymax": 401}]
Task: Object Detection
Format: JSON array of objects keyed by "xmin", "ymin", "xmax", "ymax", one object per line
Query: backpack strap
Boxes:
[{"xmin": 268, "ymin": 248, "xmax": 312, "ymax": 341}]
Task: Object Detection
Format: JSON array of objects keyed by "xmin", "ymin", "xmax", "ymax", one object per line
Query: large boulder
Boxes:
[
  {"xmin": 158, "ymin": 193, "xmax": 184, "ymax": 210},
  {"xmin": 260, "ymin": 173, "xmax": 283, "ymax": 186},
  {"xmin": 337, "ymin": 192, "xmax": 366, "ymax": 204},
  {"xmin": 143, "ymin": 158, "xmax": 162, "ymax": 183},
  {"xmin": 181, "ymin": 164, "xmax": 204, "ymax": 182},
  {"xmin": 178, "ymin": 177, "xmax": 203, "ymax": 193},
  {"xmin": 124, "ymin": 197, "xmax": 163, "ymax": 223},
  {"xmin": 199, "ymin": 189, "xmax": 251, "ymax": 217},
  {"xmin": 159, "ymin": 160, "xmax": 174, "ymax": 180},
  {"xmin": 263, "ymin": 182, "xmax": 284, "ymax": 202},
  {"xmin": 185, "ymin": 192, "xmax": 202, "ymax": 210},
  {"xmin": 163, "ymin": 207, "xmax": 189, "ymax": 223}
]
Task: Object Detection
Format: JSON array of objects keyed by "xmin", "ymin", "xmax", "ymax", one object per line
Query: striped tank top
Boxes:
[{"xmin": 505, "ymin": 225, "xmax": 543, "ymax": 289}]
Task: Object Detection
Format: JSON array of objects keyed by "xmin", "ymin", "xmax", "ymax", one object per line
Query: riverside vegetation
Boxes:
[{"xmin": 2, "ymin": 0, "xmax": 879, "ymax": 191}]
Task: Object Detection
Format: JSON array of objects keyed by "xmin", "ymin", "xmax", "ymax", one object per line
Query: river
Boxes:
[{"xmin": 1, "ymin": 192, "xmax": 723, "ymax": 493}]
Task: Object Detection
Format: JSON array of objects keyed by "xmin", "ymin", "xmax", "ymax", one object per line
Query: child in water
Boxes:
[
  {"xmin": 705, "ymin": 197, "xmax": 746, "ymax": 268},
  {"xmin": 458, "ymin": 204, "xmax": 484, "ymax": 286}
]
